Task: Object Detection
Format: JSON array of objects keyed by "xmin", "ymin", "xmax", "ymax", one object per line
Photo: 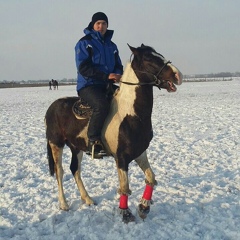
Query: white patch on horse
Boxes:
[
  {"xmin": 117, "ymin": 62, "xmax": 138, "ymax": 117},
  {"xmin": 168, "ymin": 63, "xmax": 183, "ymax": 84},
  {"xmin": 102, "ymin": 62, "xmax": 138, "ymax": 153},
  {"xmin": 76, "ymin": 125, "xmax": 88, "ymax": 145},
  {"xmin": 168, "ymin": 63, "xmax": 177, "ymax": 73},
  {"xmin": 151, "ymin": 51, "xmax": 166, "ymax": 62}
]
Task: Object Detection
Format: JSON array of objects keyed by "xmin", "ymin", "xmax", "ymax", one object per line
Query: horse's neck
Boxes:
[
  {"xmin": 117, "ymin": 63, "xmax": 139, "ymax": 108},
  {"xmin": 114, "ymin": 63, "xmax": 153, "ymax": 118},
  {"xmin": 120, "ymin": 62, "xmax": 139, "ymax": 85}
]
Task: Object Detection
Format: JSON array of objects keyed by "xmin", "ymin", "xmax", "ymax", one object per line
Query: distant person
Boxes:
[
  {"xmin": 55, "ymin": 80, "xmax": 58, "ymax": 90},
  {"xmin": 51, "ymin": 79, "xmax": 58, "ymax": 90},
  {"xmin": 49, "ymin": 80, "xmax": 52, "ymax": 90},
  {"xmin": 75, "ymin": 12, "xmax": 123, "ymax": 158}
]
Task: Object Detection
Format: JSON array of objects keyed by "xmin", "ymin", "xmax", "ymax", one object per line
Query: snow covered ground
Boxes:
[{"xmin": 0, "ymin": 80, "xmax": 239, "ymax": 240}]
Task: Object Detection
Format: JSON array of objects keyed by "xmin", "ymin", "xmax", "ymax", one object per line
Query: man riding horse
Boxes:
[{"xmin": 75, "ymin": 12, "xmax": 123, "ymax": 158}]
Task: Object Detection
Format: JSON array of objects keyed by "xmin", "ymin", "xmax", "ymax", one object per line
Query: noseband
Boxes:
[{"xmin": 120, "ymin": 60, "xmax": 172, "ymax": 89}]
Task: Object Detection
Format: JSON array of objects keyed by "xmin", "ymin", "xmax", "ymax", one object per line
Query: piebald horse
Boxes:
[{"xmin": 45, "ymin": 44, "xmax": 182, "ymax": 223}]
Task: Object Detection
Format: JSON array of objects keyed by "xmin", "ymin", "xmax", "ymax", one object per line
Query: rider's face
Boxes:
[{"xmin": 93, "ymin": 20, "xmax": 108, "ymax": 36}]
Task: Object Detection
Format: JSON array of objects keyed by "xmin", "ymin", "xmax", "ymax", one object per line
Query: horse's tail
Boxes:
[{"xmin": 47, "ymin": 141, "xmax": 55, "ymax": 176}]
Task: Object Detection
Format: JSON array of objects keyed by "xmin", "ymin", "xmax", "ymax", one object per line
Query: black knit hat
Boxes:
[{"xmin": 91, "ymin": 12, "xmax": 108, "ymax": 27}]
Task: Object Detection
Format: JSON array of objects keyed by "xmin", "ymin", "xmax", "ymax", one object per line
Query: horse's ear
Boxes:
[
  {"xmin": 127, "ymin": 43, "xmax": 138, "ymax": 55},
  {"xmin": 141, "ymin": 43, "xmax": 145, "ymax": 47}
]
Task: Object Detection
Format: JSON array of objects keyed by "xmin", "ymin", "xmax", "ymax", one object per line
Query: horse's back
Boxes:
[
  {"xmin": 45, "ymin": 97, "xmax": 78, "ymax": 124},
  {"xmin": 46, "ymin": 97, "xmax": 79, "ymax": 112}
]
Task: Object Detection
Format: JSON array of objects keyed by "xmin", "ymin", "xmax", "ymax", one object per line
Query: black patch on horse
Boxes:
[{"xmin": 117, "ymin": 114, "xmax": 153, "ymax": 171}]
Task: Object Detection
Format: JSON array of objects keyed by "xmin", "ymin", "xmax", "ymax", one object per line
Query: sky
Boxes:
[{"xmin": 0, "ymin": 0, "xmax": 239, "ymax": 81}]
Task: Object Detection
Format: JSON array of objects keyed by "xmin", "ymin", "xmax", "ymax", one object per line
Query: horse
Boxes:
[{"xmin": 45, "ymin": 44, "xmax": 183, "ymax": 223}]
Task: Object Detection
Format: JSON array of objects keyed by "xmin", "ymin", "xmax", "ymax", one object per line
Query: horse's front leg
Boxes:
[
  {"xmin": 135, "ymin": 151, "xmax": 157, "ymax": 219},
  {"xmin": 116, "ymin": 166, "xmax": 135, "ymax": 223},
  {"xmin": 70, "ymin": 150, "xmax": 95, "ymax": 205},
  {"xmin": 49, "ymin": 142, "xmax": 69, "ymax": 210}
]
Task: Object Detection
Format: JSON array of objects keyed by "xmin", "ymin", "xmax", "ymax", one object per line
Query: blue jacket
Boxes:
[{"xmin": 75, "ymin": 27, "xmax": 123, "ymax": 91}]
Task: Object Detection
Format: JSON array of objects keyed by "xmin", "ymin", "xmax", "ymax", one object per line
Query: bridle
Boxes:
[{"xmin": 120, "ymin": 60, "xmax": 172, "ymax": 89}]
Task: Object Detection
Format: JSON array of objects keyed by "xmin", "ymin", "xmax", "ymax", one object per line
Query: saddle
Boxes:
[
  {"xmin": 72, "ymin": 83, "xmax": 119, "ymax": 119},
  {"xmin": 72, "ymin": 98, "xmax": 93, "ymax": 119}
]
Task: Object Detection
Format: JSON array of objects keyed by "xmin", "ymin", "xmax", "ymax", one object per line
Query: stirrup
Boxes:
[{"xmin": 87, "ymin": 140, "xmax": 107, "ymax": 159}]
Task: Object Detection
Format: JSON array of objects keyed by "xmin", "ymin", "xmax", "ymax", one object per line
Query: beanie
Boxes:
[{"xmin": 91, "ymin": 12, "xmax": 108, "ymax": 27}]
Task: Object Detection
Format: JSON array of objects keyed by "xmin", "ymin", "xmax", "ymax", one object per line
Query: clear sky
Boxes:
[{"xmin": 0, "ymin": 0, "xmax": 239, "ymax": 81}]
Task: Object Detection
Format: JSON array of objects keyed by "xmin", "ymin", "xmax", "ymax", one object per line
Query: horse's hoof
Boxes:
[
  {"xmin": 81, "ymin": 197, "xmax": 95, "ymax": 205},
  {"xmin": 60, "ymin": 203, "xmax": 69, "ymax": 211},
  {"xmin": 137, "ymin": 204, "xmax": 150, "ymax": 219},
  {"xmin": 119, "ymin": 208, "xmax": 135, "ymax": 224}
]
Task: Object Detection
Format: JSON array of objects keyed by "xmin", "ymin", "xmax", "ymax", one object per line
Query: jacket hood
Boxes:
[{"xmin": 84, "ymin": 24, "xmax": 114, "ymax": 41}]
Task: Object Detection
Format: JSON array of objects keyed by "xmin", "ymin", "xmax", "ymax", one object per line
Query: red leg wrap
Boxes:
[
  {"xmin": 119, "ymin": 194, "xmax": 128, "ymax": 209},
  {"xmin": 142, "ymin": 184, "xmax": 153, "ymax": 201}
]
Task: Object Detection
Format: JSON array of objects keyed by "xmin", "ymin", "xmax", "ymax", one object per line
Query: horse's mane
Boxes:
[{"xmin": 138, "ymin": 44, "xmax": 156, "ymax": 52}]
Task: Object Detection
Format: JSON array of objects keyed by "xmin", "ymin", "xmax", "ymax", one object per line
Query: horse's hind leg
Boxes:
[
  {"xmin": 49, "ymin": 141, "xmax": 69, "ymax": 210},
  {"xmin": 135, "ymin": 151, "xmax": 157, "ymax": 219},
  {"xmin": 70, "ymin": 150, "xmax": 95, "ymax": 205}
]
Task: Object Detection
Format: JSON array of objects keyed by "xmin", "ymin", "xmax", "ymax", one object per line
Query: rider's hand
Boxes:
[{"xmin": 108, "ymin": 73, "xmax": 121, "ymax": 83}]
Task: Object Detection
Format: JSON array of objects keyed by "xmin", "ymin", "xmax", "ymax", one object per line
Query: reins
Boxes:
[{"xmin": 120, "ymin": 60, "xmax": 172, "ymax": 89}]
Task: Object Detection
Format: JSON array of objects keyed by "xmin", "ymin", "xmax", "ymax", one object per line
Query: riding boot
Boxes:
[{"xmin": 86, "ymin": 140, "xmax": 107, "ymax": 159}]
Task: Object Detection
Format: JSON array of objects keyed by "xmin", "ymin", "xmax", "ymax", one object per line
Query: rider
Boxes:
[{"xmin": 75, "ymin": 12, "xmax": 123, "ymax": 158}]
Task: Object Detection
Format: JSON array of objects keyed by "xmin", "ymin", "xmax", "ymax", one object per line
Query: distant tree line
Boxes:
[
  {"xmin": 184, "ymin": 71, "xmax": 240, "ymax": 79},
  {"xmin": 0, "ymin": 78, "xmax": 77, "ymax": 88},
  {"xmin": 1, "ymin": 71, "xmax": 240, "ymax": 85}
]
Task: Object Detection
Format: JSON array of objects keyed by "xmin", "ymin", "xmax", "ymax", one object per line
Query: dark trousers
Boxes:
[{"xmin": 78, "ymin": 85, "xmax": 110, "ymax": 141}]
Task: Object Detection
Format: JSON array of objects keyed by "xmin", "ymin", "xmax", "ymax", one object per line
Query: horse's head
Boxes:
[{"xmin": 128, "ymin": 44, "xmax": 183, "ymax": 92}]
